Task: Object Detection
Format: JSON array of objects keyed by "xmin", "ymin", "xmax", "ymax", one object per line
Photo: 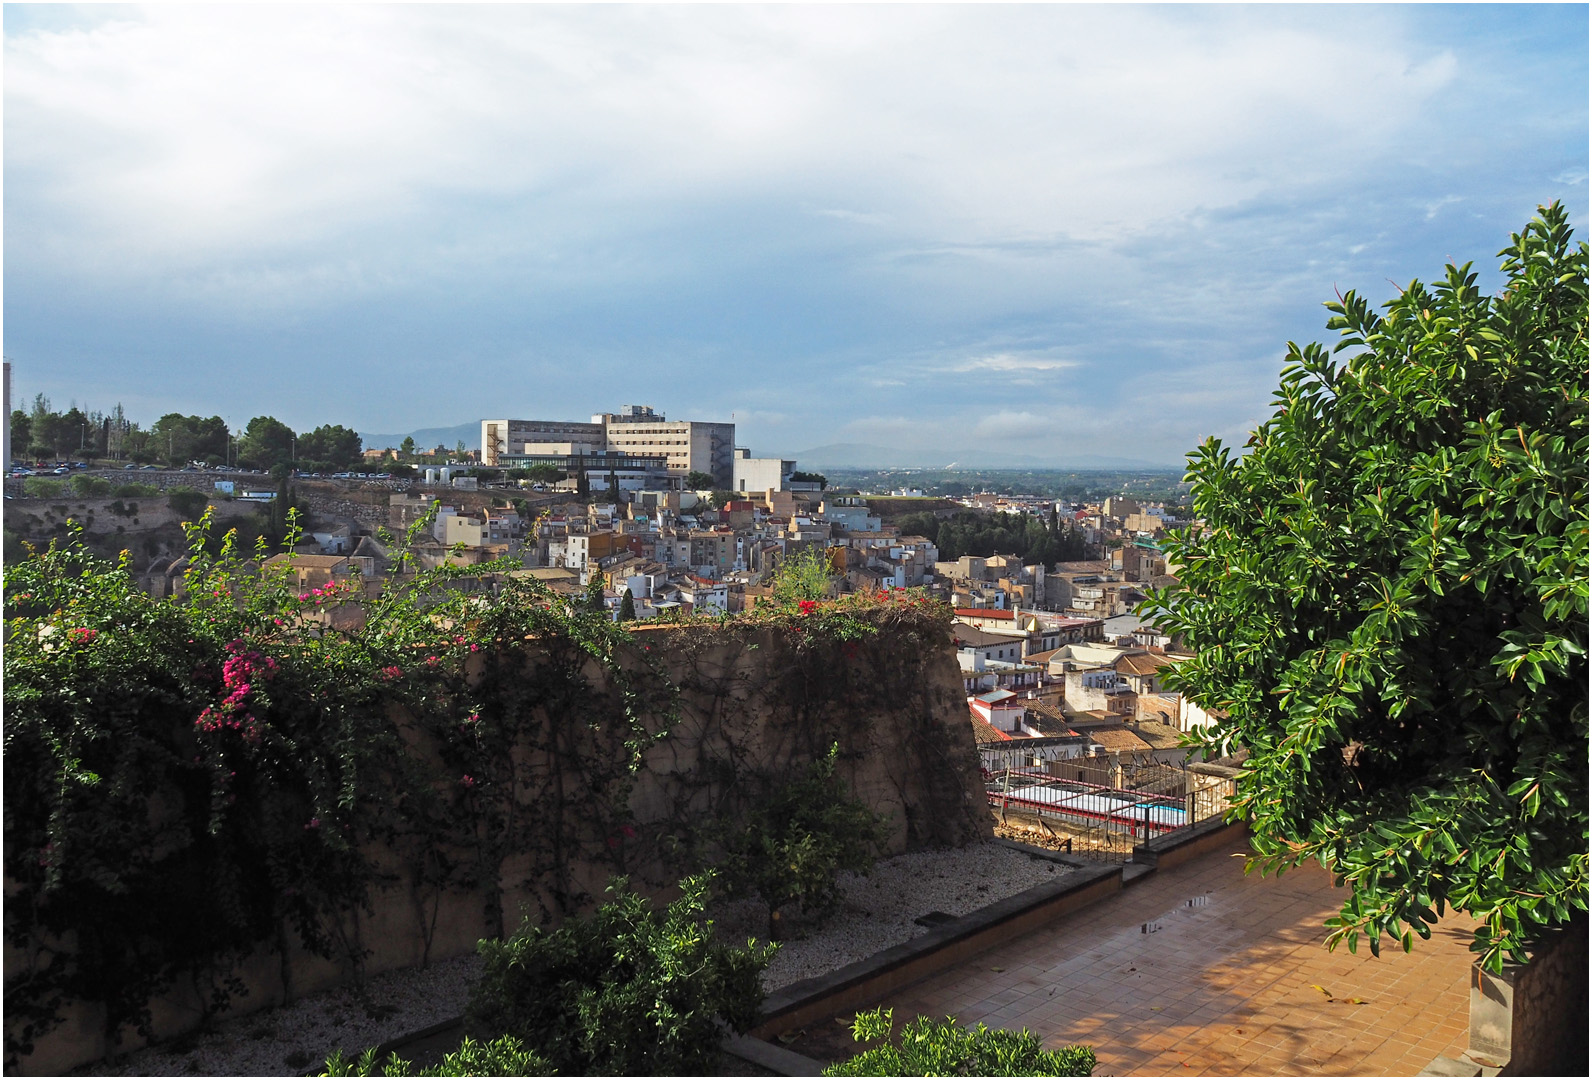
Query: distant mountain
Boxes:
[
  {"xmin": 786, "ymin": 442, "xmax": 1179, "ymax": 471},
  {"xmin": 359, "ymin": 423, "xmax": 480, "ymax": 452}
]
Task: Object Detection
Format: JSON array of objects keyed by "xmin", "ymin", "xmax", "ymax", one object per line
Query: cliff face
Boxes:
[{"xmin": 9, "ymin": 612, "xmax": 988, "ymax": 1075}]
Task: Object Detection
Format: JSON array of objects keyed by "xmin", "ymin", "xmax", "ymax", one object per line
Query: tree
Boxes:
[
  {"xmin": 238, "ymin": 416, "xmax": 295, "ymax": 472},
  {"xmin": 1151, "ymin": 203, "xmax": 1588, "ymax": 974},
  {"xmin": 605, "ymin": 467, "xmax": 620, "ymax": 504},
  {"xmin": 684, "ymin": 470, "xmax": 714, "ymax": 490},
  {"xmin": 297, "ymin": 425, "xmax": 362, "ymax": 469},
  {"xmin": 523, "ymin": 462, "xmax": 563, "ymax": 485},
  {"xmin": 151, "ymin": 414, "xmax": 229, "ymax": 466},
  {"xmin": 790, "ymin": 470, "xmax": 827, "ymax": 490},
  {"xmin": 399, "ymin": 436, "xmax": 416, "ymax": 458},
  {"xmin": 617, "ymin": 588, "xmax": 637, "ymax": 622},
  {"xmin": 10, "ymin": 411, "xmax": 31, "ymax": 458}
]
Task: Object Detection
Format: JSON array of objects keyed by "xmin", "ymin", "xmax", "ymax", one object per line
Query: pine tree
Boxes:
[{"xmin": 618, "ymin": 588, "xmax": 636, "ymax": 622}]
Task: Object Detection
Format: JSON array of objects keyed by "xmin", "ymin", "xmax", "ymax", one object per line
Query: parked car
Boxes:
[
  {"xmin": 124, "ymin": 463, "xmax": 138, "ymax": 470},
  {"xmin": 140, "ymin": 464, "xmax": 159, "ymax": 470},
  {"xmin": 52, "ymin": 467, "xmax": 70, "ymax": 475}
]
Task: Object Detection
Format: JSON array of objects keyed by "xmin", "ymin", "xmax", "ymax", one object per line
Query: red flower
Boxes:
[
  {"xmin": 461, "ymin": 775, "xmax": 476, "ymax": 788},
  {"xmin": 797, "ymin": 600, "xmax": 818, "ymax": 615}
]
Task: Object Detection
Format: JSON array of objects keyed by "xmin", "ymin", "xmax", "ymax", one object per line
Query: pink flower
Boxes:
[
  {"xmin": 305, "ymin": 817, "xmax": 321, "ymax": 830},
  {"xmin": 469, "ymin": 643, "xmax": 479, "ymax": 652},
  {"xmin": 461, "ymin": 775, "xmax": 476, "ymax": 788},
  {"xmin": 620, "ymin": 825, "xmax": 637, "ymax": 840},
  {"xmin": 298, "ymin": 593, "xmax": 310, "ymax": 601},
  {"xmin": 66, "ymin": 627, "xmax": 98, "ymax": 645},
  {"xmin": 379, "ymin": 666, "xmax": 403, "ymax": 681}
]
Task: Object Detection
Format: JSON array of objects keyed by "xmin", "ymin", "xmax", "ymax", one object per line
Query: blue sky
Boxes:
[{"xmin": 4, "ymin": 3, "xmax": 1586, "ymax": 466}]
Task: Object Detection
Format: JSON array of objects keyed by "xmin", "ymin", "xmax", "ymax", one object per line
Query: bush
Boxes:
[
  {"xmin": 464, "ymin": 875, "xmax": 775, "ymax": 1076},
  {"xmin": 824, "ymin": 1008, "xmax": 1095, "ymax": 1077},
  {"xmin": 166, "ymin": 488, "xmax": 210, "ymax": 518},
  {"xmin": 1153, "ymin": 202, "xmax": 1587, "ymax": 971},
  {"xmin": 711, "ymin": 743, "xmax": 887, "ymax": 937},
  {"xmin": 21, "ymin": 478, "xmax": 63, "ymax": 498},
  {"xmin": 321, "ymin": 1035, "xmax": 549, "ymax": 1077},
  {"xmin": 68, "ymin": 475, "xmax": 111, "ymax": 498},
  {"xmin": 113, "ymin": 483, "xmax": 159, "ymax": 498}
]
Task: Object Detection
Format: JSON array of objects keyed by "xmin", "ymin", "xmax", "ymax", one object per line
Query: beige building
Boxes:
[{"xmin": 482, "ymin": 405, "xmax": 735, "ymax": 487}]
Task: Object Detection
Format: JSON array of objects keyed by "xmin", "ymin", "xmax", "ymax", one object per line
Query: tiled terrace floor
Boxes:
[{"xmin": 882, "ymin": 846, "xmax": 1479, "ymax": 1076}]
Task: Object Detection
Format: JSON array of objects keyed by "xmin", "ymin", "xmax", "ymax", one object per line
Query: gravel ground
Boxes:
[
  {"xmin": 712, "ymin": 840, "xmax": 1075, "ymax": 991},
  {"xmin": 83, "ymin": 840, "xmax": 1070, "ymax": 1076},
  {"xmin": 82, "ymin": 953, "xmax": 484, "ymax": 1078}
]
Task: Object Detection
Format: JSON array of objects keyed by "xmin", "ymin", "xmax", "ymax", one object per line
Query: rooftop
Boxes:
[{"xmin": 871, "ymin": 842, "xmax": 1475, "ymax": 1075}]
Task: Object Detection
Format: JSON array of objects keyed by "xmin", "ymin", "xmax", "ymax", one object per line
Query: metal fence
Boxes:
[{"xmin": 980, "ymin": 744, "xmax": 1230, "ymax": 862}]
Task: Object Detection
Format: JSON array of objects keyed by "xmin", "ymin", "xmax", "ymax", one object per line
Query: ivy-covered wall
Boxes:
[{"xmin": 5, "ymin": 601, "xmax": 986, "ymax": 1076}]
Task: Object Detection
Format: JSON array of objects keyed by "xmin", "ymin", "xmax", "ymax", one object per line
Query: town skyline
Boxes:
[{"xmin": 4, "ymin": 4, "xmax": 1586, "ymax": 466}]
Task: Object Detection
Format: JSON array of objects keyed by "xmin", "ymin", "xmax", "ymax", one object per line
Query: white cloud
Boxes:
[
  {"xmin": 6, "ymin": 4, "xmax": 1463, "ymax": 281},
  {"xmin": 950, "ymin": 353, "xmax": 1081, "ymax": 375}
]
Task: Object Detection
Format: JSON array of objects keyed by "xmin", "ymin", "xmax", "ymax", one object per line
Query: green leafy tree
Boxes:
[
  {"xmin": 709, "ymin": 489, "xmax": 737, "ymax": 510},
  {"xmin": 1151, "ymin": 203, "xmax": 1588, "ymax": 973},
  {"xmin": 237, "ymin": 416, "xmax": 296, "ymax": 472},
  {"xmin": 150, "ymin": 414, "xmax": 229, "ymax": 466},
  {"xmin": 618, "ymin": 588, "xmax": 636, "ymax": 622},
  {"xmin": 297, "ymin": 425, "xmax": 363, "ymax": 469},
  {"xmin": 399, "ymin": 435, "xmax": 416, "ymax": 458},
  {"xmin": 684, "ymin": 470, "xmax": 714, "ymax": 490},
  {"xmin": 464, "ymin": 875, "xmax": 775, "ymax": 1076},
  {"xmin": 769, "ymin": 545, "xmax": 834, "ymax": 605},
  {"xmin": 10, "ymin": 411, "xmax": 32, "ymax": 458},
  {"xmin": 522, "ymin": 462, "xmax": 563, "ymax": 485},
  {"xmin": 789, "ymin": 470, "xmax": 827, "ymax": 490},
  {"xmin": 825, "ymin": 1008, "xmax": 1095, "ymax": 1077}
]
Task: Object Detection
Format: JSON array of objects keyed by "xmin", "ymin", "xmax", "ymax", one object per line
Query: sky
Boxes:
[{"xmin": 3, "ymin": 3, "xmax": 1586, "ymax": 467}]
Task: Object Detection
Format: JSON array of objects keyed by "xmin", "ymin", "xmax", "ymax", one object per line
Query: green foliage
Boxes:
[
  {"xmin": 112, "ymin": 482, "xmax": 158, "ymax": 498},
  {"xmin": 709, "ymin": 488, "xmax": 737, "ymax": 510},
  {"xmin": 789, "ymin": 470, "xmax": 827, "ymax": 489},
  {"xmin": 238, "ymin": 416, "xmax": 296, "ymax": 471},
  {"xmin": 151, "ymin": 414, "xmax": 229, "ymax": 467},
  {"xmin": 824, "ymin": 1008, "xmax": 1095, "ymax": 1077},
  {"xmin": 1, "ymin": 506, "xmax": 678, "ymax": 1065},
  {"xmin": 618, "ymin": 588, "xmax": 637, "ymax": 622},
  {"xmin": 917, "ymin": 509, "xmax": 1094, "ymax": 567},
  {"xmin": 1150, "ymin": 203, "xmax": 1589, "ymax": 973},
  {"xmin": 297, "ymin": 425, "xmax": 363, "ymax": 469},
  {"xmin": 68, "ymin": 475, "xmax": 112, "ymax": 498},
  {"xmin": 464, "ymin": 875, "xmax": 775, "ymax": 1076},
  {"xmin": 684, "ymin": 470, "xmax": 714, "ymax": 490},
  {"xmin": 21, "ymin": 478, "xmax": 64, "ymax": 498},
  {"xmin": 710, "ymin": 744, "xmax": 887, "ymax": 934},
  {"xmin": 321, "ymin": 1035, "xmax": 551, "ymax": 1076},
  {"xmin": 167, "ymin": 488, "xmax": 210, "ymax": 519},
  {"xmin": 769, "ymin": 546, "xmax": 834, "ymax": 604}
]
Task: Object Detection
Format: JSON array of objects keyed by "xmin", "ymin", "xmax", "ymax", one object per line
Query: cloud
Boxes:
[
  {"xmin": 949, "ymin": 354, "xmax": 1082, "ymax": 375},
  {"xmin": 3, "ymin": 4, "xmax": 1584, "ymax": 444}
]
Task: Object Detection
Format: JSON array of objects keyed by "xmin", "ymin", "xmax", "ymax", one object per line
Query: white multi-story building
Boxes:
[{"xmin": 482, "ymin": 405, "xmax": 735, "ymax": 487}]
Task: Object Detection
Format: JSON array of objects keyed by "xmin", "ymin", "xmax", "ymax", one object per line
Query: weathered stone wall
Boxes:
[{"xmin": 8, "ymin": 618, "xmax": 988, "ymax": 1075}]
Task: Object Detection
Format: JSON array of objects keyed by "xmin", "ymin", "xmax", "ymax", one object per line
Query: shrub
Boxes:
[
  {"xmin": 21, "ymin": 478, "xmax": 63, "ymax": 498},
  {"xmin": 824, "ymin": 1008, "xmax": 1095, "ymax": 1077},
  {"xmin": 113, "ymin": 483, "xmax": 159, "ymax": 498},
  {"xmin": 68, "ymin": 475, "xmax": 112, "ymax": 498},
  {"xmin": 321, "ymin": 1034, "xmax": 549, "ymax": 1076},
  {"xmin": 464, "ymin": 875, "xmax": 775, "ymax": 1076},
  {"xmin": 167, "ymin": 488, "xmax": 210, "ymax": 518},
  {"xmin": 710, "ymin": 743, "xmax": 887, "ymax": 937}
]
